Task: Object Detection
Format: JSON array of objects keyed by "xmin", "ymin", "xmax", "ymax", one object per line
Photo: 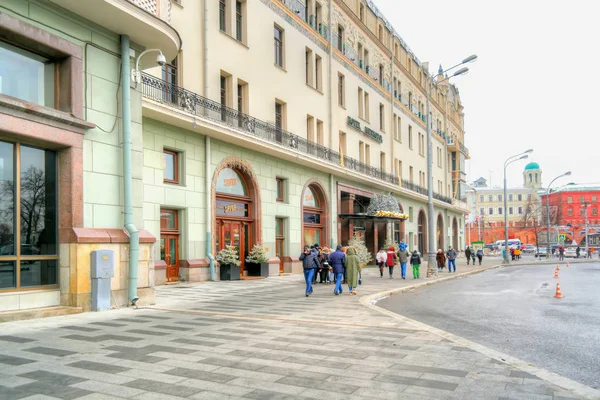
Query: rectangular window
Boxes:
[
  {"xmin": 489, "ymin": 195, "xmax": 493, "ymax": 202},
  {"xmin": 0, "ymin": 41, "xmax": 55, "ymax": 107},
  {"xmin": 480, "ymin": 195, "xmax": 484, "ymax": 202},
  {"xmin": 236, "ymin": 80, "xmax": 248, "ymax": 126},
  {"xmin": 235, "ymin": 0, "xmax": 244, "ymax": 42},
  {"xmin": 379, "ymin": 103, "xmax": 385, "ymax": 131},
  {"xmin": 276, "ymin": 178, "xmax": 285, "ymax": 202},
  {"xmin": 509, "ymin": 194, "xmax": 513, "ymax": 201},
  {"xmin": 580, "ymin": 196, "xmax": 585, "ymax": 203},
  {"xmin": 305, "ymin": 48, "xmax": 313, "ymax": 86},
  {"xmin": 509, "ymin": 207, "xmax": 513, "ymax": 215},
  {"xmin": 498, "ymin": 207, "xmax": 503, "ymax": 215},
  {"xmin": 518, "ymin": 207, "xmax": 523, "ymax": 215},
  {"xmin": 568, "ymin": 209, "xmax": 573, "ymax": 216},
  {"xmin": 364, "ymin": 92, "xmax": 370, "ymax": 121},
  {"xmin": 161, "ymin": 56, "xmax": 178, "ymax": 103},
  {"xmin": 337, "ymin": 25, "xmax": 344, "ymax": 52},
  {"xmin": 220, "ymin": 74, "xmax": 231, "ymax": 122},
  {"xmin": 0, "ymin": 142, "xmax": 58, "ymax": 290},
  {"xmin": 593, "ymin": 208, "xmax": 598, "ymax": 216},
  {"xmin": 593, "ymin": 196, "xmax": 597, "ymax": 202},
  {"xmin": 437, "ymin": 148, "xmax": 442, "ymax": 167},
  {"xmin": 163, "ymin": 150, "xmax": 179, "ymax": 184},
  {"xmin": 338, "ymin": 73, "xmax": 345, "ymax": 107},
  {"xmin": 275, "ymin": 100, "xmax": 286, "ymax": 142},
  {"xmin": 274, "ymin": 26, "xmax": 284, "ymax": 67},
  {"xmin": 316, "ymin": 120, "xmax": 323, "ymax": 145},
  {"xmin": 408, "ymin": 125, "xmax": 413, "ymax": 149},
  {"xmin": 315, "ymin": 54, "xmax": 322, "ymax": 91},
  {"xmin": 365, "ymin": 144, "xmax": 370, "ymax": 166},
  {"xmin": 567, "ymin": 196, "xmax": 572, "ymax": 204},
  {"xmin": 306, "ymin": 115, "xmax": 314, "ymax": 142},
  {"xmin": 489, "ymin": 208, "xmax": 494, "ymax": 215},
  {"xmin": 339, "ymin": 131, "xmax": 347, "ymax": 155},
  {"xmin": 380, "ymin": 152, "xmax": 386, "ymax": 173},
  {"xmin": 498, "ymin": 194, "xmax": 503, "ymax": 202},
  {"xmin": 409, "ymin": 207, "xmax": 414, "ymax": 222},
  {"xmin": 219, "ymin": 0, "xmax": 226, "ymax": 32},
  {"xmin": 480, "ymin": 208, "xmax": 484, "ymax": 216},
  {"xmin": 409, "ymin": 166, "xmax": 414, "ymax": 183},
  {"xmin": 396, "ymin": 159, "xmax": 402, "ymax": 180},
  {"xmin": 358, "ymin": 141, "xmax": 364, "ymax": 163},
  {"xmin": 358, "ymin": 88, "xmax": 364, "ymax": 119}
]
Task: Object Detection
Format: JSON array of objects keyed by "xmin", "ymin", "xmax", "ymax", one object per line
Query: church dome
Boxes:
[{"xmin": 524, "ymin": 162, "xmax": 540, "ymax": 171}]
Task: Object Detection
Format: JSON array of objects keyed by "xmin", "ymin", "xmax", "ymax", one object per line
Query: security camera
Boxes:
[{"xmin": 156, "ymin": 52, "xmax": 166, "ymax": 67}]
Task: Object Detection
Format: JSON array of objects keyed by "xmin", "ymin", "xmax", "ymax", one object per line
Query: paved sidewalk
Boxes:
[{"xmin": 0, "ymin": 259, "xmax": 598, "ymax": 400}]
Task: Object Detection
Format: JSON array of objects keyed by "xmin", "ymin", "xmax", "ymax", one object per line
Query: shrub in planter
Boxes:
[
  {"xmin": 245, "ymin": 244, "xmax": 270, "ymax": 277},
  {"xmin": 216, "ymin": 245, "xmax": 241, "ymax": 280}
]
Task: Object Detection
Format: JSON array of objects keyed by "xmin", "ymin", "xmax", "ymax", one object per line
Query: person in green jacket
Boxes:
[
  {"xmin": 410, "ymin": 250, "xmax": 421, "ymax": 279},
  {"xmin": 346, "ymin": 247, "xmax": 360, "ymax": 295}
]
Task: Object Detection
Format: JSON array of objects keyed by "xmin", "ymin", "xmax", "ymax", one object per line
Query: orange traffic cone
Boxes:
[
  {"xmin": 556, "ymin": 265, "xmax": 560, "ymax": 271},
  {"xmin": 554, "ymin": 269, "xmax": 559, "ymax": 279},
  {"xmin": 555, "ymin": 282, "xmax": 563, "ymax": 298}
]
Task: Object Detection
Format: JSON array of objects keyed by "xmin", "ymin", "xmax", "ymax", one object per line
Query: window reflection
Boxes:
[
  {"xmin": 20, "ymin": 259, "xmax": 57, "ymax": 287},
  {"xmin": 0, "ymin": 261, "xmax": 15, "ymax": 289},
  {"xmin": 0, "ymin": 142, "xmax": 14, "ymax": 256}
]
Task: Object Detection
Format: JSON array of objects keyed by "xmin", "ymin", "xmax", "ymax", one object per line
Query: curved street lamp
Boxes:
[
  {"xmin": 503, "ymin": 150, "xmax": 533, "ymax": 263},
  {"xmin": 546, "ymin": 171, "xmax": 572, "ymax": 258}
]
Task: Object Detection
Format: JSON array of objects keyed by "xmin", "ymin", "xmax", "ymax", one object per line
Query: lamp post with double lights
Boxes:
[
  {"xmin": 503, "ymin": 150, "xmax": 533, "ymax": 263},
  {"xmin": 546, "ymin": 171, "xmax": 571, "ymax": 258},
  {"xmin": 425, "ymin": 55, "xmax": 477, "ymax": 276}
]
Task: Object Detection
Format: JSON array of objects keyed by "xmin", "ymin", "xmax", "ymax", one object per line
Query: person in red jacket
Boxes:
[{"xmin": 386, "ymin": 246, "xmax": 397, "ymax": 279}]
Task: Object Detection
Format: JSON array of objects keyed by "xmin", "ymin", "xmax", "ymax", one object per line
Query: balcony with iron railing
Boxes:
[
  {"xmin": 278, "ymin": 0, "xmax": 329, "ymax": 41},
  {"xmin": 141, "ymin": 73, "xmax": 454, "ymax": 205}
]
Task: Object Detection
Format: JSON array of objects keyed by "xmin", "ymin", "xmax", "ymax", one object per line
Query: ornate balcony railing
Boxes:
[
  {"xmin": 127, "ymin": 0, "xmax": 171, "ymax": 23},
  {"xmin": 281, "ymin": 0, "xmax": 306, "ymax": 22},
  {"xmin": 141, "ymin": 73, "xmax": 404, "ymax": 188}
]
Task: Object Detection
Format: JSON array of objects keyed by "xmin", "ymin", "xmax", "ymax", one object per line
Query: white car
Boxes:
[{"xmin": 564, "ymin": 248, "xmax": 587, "ymax": 258}]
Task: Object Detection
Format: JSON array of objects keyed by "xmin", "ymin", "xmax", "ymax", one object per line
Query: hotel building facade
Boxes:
[{"xmin": 0, "ymin": 0, "xmax": 469, "ymax": 312}]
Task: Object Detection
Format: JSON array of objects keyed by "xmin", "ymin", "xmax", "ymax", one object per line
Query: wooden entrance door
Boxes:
[
  {"xmin": 276, "ymin": 218, "xmax": 285, "ymax": 274},
  {"xmin": 160, "ymin": 209, "xmax": 180, "ymax": 282},
  {"xmin": 218, "ymin": 220, "xmax": 250, "ymax": 277}
]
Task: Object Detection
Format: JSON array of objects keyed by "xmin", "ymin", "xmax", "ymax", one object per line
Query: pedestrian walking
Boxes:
[
  {"xmin": 386, "ymin": 246, "xmax": 397, "ymax": 279},
  {"xmin": 376, "ymin": 248, "xmax": 387, "ymax": 278},
  {"xmin": 319, "ymin": 247, "xmax": 331, "ymax": 283},
  {"xmin": 476, "ymin": 248, "xmax": 483, "ymax": 265},
  {"xmin": 329, "ymin": 244, "xmax": 346, "ymax": 295},
  {"xmin": 558, "ymin": 246, "xmax": 565, "ymax": 261},
  {"xmin": 299, "ymin": 245, "xmax": 319, "ymax": 297},
  {"xmin": 471, "ymin": 250, "xmax": 476, "ymax": 265},
  {"xmin": 345, "ymin": 247, "xmax": 360, "ymax": 295},
  {"xmin": 465, "ymin": 246, "xmax": 472, "ymax": 265},
  {"xmin": 588, "ymin": 247, "xmax": 594, "ymax": 259},
  {"xmin": 410, "ymin": 250, "xmax": 421, "ymax": 279},
  {"xmin": 446, "ymin": 246, "xmax": 457, "ymax": 272},
  {"xmin": 576, "ymin": 246, "xmax": 581, "ymax": 258},
  {"xmin": 436, "ymin": 249, "xmax": 446, "ymax": 272},
  {"xmin": 515, "ymin": 247, "xmax": 521, "ymax": 261},
  {"xmin": 397, "ymin": 243, "xmax": 409, "ymax": 279}
]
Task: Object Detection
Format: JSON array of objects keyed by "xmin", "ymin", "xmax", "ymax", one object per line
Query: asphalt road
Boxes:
[{"xmin": 379, "ymin": 262, "xmax": 600, "ymax": 389}]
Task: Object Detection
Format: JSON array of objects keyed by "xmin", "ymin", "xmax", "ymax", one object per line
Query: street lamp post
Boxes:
[
  {"xmin": 503, "ymin": 150, "xmax": 533, "ymax": 263},
  {"xmin": 425, "ymin": 55, "xmax": 477, "ymax": 277},
  {"xmin": 545, "ymin": 171, "xmax": 571, "ymax": 258}
]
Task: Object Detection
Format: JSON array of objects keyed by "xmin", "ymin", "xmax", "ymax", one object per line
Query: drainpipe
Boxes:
[
  {"xmin": 120, "ymin": 35, "xmax": 140, "ymax": 305},
  {"xmin": 327, "ymin": 0, "xmax": 333, "ymax": 148},
  {"xmin": 203, "ymin": 0, "xmax": 215, "ymax": 280},
  {"xmin": 330, "ymin": 173, "xmax": 335, "ymax": 249}
]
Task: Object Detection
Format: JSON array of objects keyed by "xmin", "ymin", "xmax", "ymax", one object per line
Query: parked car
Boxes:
[
  {"xmin": 535, "ymin": 247, "xmax": 548, "ymax": 258},
  {"xmin": 522, "ymin": 244, "xmax": 536, "ymax": 253},
  {"xmin": 565, "ymin": 247, "xmax": 587, "ymax": 258},
  {"xmin": 485, "ymin": 243, "xmax": 498, "ymax": 250}
]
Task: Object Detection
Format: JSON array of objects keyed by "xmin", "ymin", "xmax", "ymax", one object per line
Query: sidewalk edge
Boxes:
[{"xmin": 359, "ymin": 266, "xmax": 600, "ymax": 400}]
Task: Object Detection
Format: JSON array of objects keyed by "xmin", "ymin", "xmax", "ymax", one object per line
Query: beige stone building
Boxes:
[{"xmin": 0, "ymin": 0, "xmax": 471, "ymax": 312}]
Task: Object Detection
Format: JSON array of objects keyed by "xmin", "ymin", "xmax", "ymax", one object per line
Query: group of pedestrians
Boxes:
[
  {"xmin": 464, "ymin": 246, "xmax": 484, "ymax": 266},
  {"xmin": 300, "ymin": 243, "xmax": 361, "ymax": 297},
  {"xmin": 375, "ymin": 243, "xmax": 417, "ymax": 279}
]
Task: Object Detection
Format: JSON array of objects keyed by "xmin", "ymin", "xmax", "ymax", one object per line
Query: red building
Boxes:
[{"xmin": 540, "ymin": 184, "xmax": 600, "ymax": 243}]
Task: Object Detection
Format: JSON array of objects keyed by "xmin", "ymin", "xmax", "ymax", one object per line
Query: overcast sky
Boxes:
[{"xmin": 374, "ymin": 0, "xmax": 600, "ymax": 190}]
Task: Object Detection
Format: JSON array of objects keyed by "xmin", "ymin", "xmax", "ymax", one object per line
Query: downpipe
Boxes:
[{"xmin": 120, "ymin": 35, "xmax": 140, "ymax": 305}]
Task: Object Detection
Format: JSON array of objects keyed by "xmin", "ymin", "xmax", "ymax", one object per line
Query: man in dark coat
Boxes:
[
  {"xmin": 299, "ymin": 245, "xmax": 319, "ymax": 297},
  {"xmin": 328, "ymin": 244, "xmax": 346, "ymax": 295}
]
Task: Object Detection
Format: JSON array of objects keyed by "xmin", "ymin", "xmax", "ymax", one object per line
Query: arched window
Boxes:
[
  {"xmin": 302, "ymin": 185, "xmax": 326, "ymax": 247},
  {"xmin": 216, "ymin": 168, "xmax": 248, "ymax": 196}
]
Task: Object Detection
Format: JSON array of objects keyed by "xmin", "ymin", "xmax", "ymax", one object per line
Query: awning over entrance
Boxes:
[{"xmin": 338, "ymin": 213, "xmax": 408, "ymax": 222}]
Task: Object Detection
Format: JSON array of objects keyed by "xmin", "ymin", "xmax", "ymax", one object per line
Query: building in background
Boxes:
[
  {"xmin": 0, "ymin": 0, "xmax": 471, "ymax": 313},
  {"xmin": 466, "ymin": 162, "xmax": 542, "ymax": 245}
]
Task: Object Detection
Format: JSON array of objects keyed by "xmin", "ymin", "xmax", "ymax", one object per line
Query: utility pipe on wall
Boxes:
[
  {"xmin": 203, "ymin": 0, "xmax": 215, "ymax": 280},
  {"xmin": 120, "ymin": 34, "xmax": 140, "ymax": 304}
]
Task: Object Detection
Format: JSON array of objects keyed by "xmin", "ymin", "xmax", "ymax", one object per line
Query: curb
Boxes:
[{"xmin": 359, "ymin": 264, "xmax": 600, "ymax": 400}]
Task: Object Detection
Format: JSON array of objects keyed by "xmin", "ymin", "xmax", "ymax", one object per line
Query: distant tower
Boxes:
[{"xmin": 523, "ymin": 162, "xmax": 542, "ymax": 189}]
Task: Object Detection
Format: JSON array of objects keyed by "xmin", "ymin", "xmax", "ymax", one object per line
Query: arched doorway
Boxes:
[
  {"xmin": 452, "ymin": 217, "xmax": 459, "ymax": 249},
  {"xmin": 418, "ymin": 210, "xmax": 427, "ymax": 254},
  {"xmin": 214, "ymin": 164, "xmax": 259, "ymax": 277},
  {"xmin": 437, "ymin": 214, "xmax": 444, "ymax": 250},
  {"xmin": 302, "ymin": 182, "xmax": 328, "ymax": 247}
]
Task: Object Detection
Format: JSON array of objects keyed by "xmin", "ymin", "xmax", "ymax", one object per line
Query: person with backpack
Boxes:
[
  {"xmin": 329, "ymin": 244, "xmax": 346, "ymax": 295},
  {"xmin": 376, "ymin": 248, "xmax": 387, "ymax": 278},
  {"xmin": 476, "ymin": 248, "xmax": 484, "ymax": 265},
  {"xmin": 386, "ymin": 246, "xmax": 397, "ymax": 279},
  {"xmin": 299, "ymin": 245, "xmax": 320, "ymax": 297},
  {"xmin": 410, "ymin": 250, "xmax": 421, "ymax": 279},
  {"xmin": 465, "ymin": 246, "xmax": 472, "ymax": 265},
  {"xmin": 397, "ymin": 243, "xmax": 409, "ymax": 279}
]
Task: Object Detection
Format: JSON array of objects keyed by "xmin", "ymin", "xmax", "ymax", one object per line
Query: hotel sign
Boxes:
[{"xmin": 347, "ymin": 116, "xmax": 383, "ymax": 143}]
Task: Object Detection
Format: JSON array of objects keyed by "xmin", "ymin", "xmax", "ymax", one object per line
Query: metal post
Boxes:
[
  {"xmin": 503, "ymin": 167, "xmax": 509, "ymax": 263},
  {"xmin": 546, "ymin": 187, "xmax": 551, "ymax": 258},
  {"xmin": 426, "ymin": 80, "xmax": 436, "ymax": 277},
  {"xmin": 585, "ymin": 202, "xmax": 589, "ymax": 257}
]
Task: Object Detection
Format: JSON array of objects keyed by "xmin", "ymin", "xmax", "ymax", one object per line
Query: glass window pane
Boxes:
[
  {"xmin": 160, "ymin": 210, "xmax": 177, "ymax": 229},
  {"xmin": 20, "ymin": 146, "xmax": 57, "ymax": 256},
  {"xmin": 0, "ymin": 261, "xmax": 15, "ymax": 289},
  {"xmin": 164, "ymin": 152, "xmax": 175, "ymax": 181},
  {"xmin": 20, "ymin": 259, "xmax": 57, "ymax": 287},
  {"xmin": 0, "ymin": 41, "xmax": 54, "ymax": 107},
  {"xmin": 303, "ymin": 187, "xmax": 320, "ymax": 208},
  {"xmin": 216, "ymin": 168, "xmax": 248, "ymax": 196},
  {"xmin": 0, "ymin": 141, "xmax": 14, "ymax": 255},
  {"xmin": 303, "ymin": 212, "xmax": 321, "ymax": 224}
]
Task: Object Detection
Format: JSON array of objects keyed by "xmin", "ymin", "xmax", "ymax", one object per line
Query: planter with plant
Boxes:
[
  {"xmin": 216, "ymin": 245, "xmax": 241, "ymax": 281},
  {"xmin": 245, "ymin": 244, "xmax": 270, "ymax": 277}
]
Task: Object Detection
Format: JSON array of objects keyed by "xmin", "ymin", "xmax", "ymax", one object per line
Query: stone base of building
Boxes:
[{"xmin": 0, "ymin": 289, "xmax": 61, "ymax": 312}]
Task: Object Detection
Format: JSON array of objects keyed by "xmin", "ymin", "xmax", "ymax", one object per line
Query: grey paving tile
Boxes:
[
  {"xmin": 196, "ymin": 333, "xmax": 247, "ymax": 341},
  {"xmin": 124, "ymin": 329, "xmax": 168, "ymax": 336},
  {"xmin": 391, "ymin": 363, "xmax": 469, "ymax": 377},
  {"xmin": 66, "ymin": 361, "xmax": 130, "ymax": 374},
  {"xmin": 123, "ymin": 378, "xmax": 200, "ymax": 397},
  {"xmin": 0, "ymin": 336, "xmax": 36, "ymax": 344},
  {"xmin": 509, "ymin": 370, "xmax": 539, "ymax": 379},
  {"xmin": 152, "ymin": 325, "xmax": 192, "ymax": 331},
  {"xmin": 22, "ymin": 347, "xmax": 76, "ymax": 358},
  {"xmin": 163, "ymin": 367, "xmax": 235, "ymax": 383},
  {"xmin": 14, "ymin": 381, "xmax": 93, "ymax": 400},
  {"xmin": 375, "ymin": 374, "xmax": 459, "ymax": 391},
  {"xmin": 61, "ymin": 334, "xmax": 140, "ymax": 343},
  {"xmin": 70, "ymin": 379, "xmax": 145, "ymax": 398},
  {"xmin": 0, "ymin": 386, "xmax": 33, "ymax": 400},
  {"xmin": 284, "ymin": 356, "xmax": 353, "ymax": 370},
  {"xmin": 189, "ymin": 391, "xmax": 247, "ymax": 400},
  {"xmin": 242, "ymin": 389, "xmax": 309, "ymax": 400},
  {"xmin": 60, "ymin": 326, "xmax": 99, "ymax": 333},
  {"xmin": 276, "ymin": 376, "xmax": 360, "ymax": 394},
  {"xmin": 504, "ymin": 382, "xmax": 555, "ymax": 396},
  {"xmin": 108, "ymin": 353, "xmax": 166, "ymax": 364},
  {"xmin": 89, "ymin": 322, "xmax": 126, "ymax": 328},
  {"xmin": 18, "ymin": 370, "xmax": 88, "ymax": 386},
  {"xmin": 113, "ymin": 318, "xmax": 153, "ymax": 324},
  {"xmin": 257, "ymin": 366, "xmax": 330, "ymax": 381},
  {"xmin": 0, "ymin": 354, "xmax": 35, "ymax": 366},
  {"xmin": 171, "ymin": 338, "xmax": 223, "ymax": 347},
  {"xmin": 198, "ymin": 358, "xmax": 263, "ymax": 371}
]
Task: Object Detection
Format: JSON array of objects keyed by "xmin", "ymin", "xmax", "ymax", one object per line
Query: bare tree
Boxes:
[{"xmin": 522, "ymin": 197, "xmax": 543, "ymax": 252}]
